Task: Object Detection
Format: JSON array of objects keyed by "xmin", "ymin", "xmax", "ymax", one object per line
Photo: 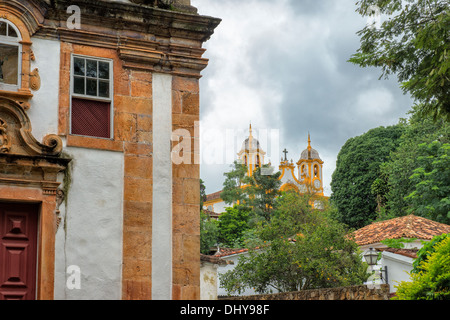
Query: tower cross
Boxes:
[{"xmin": 283, "ymin": 148, "xmax": 288, "ymax": 161}]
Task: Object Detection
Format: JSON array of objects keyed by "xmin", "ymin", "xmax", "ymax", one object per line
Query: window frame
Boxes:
[
  {"xmin": 69, "ymin": 54, "xmax": 114, "ymax": 139},
  {"xmin": 0, "ymin": 18, "xmax": 22, "ymax": 92}
]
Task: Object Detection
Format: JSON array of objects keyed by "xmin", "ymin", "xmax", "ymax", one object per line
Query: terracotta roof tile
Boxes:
[
  {"xmin": 200, "ymin": 254, "xmax": 230, "ymax": 265},
  {"xmin": 377, "ymin": 247, "xmax": 419, "ymax": 259},
  {"xmin": 213, "ymin": 248, "xmax": 249, "ymax": 257},
  {"xmin": 206, "ymin": 190, "xmax": 222, "ymax": 202},
  {"xmin": 353, "ymin": 215, "xmax": 450, "ymax": 246}
]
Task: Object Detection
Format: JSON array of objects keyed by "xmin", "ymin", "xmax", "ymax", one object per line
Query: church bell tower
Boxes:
[
  {"xmin": 296, "ymin": 134, "xmax": 324, "ymax": 196},
  {"xmin": 237, "ymin": 124, "xmax": 266, "ymax": 177}
]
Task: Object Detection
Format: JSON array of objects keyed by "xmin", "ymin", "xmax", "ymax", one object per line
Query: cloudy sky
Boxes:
[{"xmin": 191, "ymin": 0, "xmax": 414, "ymax": 196}]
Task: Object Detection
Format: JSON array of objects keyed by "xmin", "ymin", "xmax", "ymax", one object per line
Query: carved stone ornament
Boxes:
[
  {"xmin": 30, "ymin": 68, "xmax": 41, "ymax": 91},
  {"xmin": 0, "ymin": 97, "xmax": 63, "ymax": 156},
  {"xmin": 0, "ymin": 97, "xmax": 70, "ymax": 195},
  {"xmin": 0, "ymin": 118, "xmax": 11, "ymax": 153}
]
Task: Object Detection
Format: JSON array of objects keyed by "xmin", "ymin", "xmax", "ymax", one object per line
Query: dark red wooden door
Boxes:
[{"xmin": 0, "ymin": 202, "xmax": 39, "ymax": 300}]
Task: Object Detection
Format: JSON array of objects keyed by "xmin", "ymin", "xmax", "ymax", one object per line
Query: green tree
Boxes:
[
  {"xmin": 412, "ymin": 233, "xmax": 449, "ymax": 274},
  {"xmin": 200, "ymin": 179, "xmax": 206, "ymax": 208},
  {"xmin": 217, "ymin": 205, "xmax": 252, "ymax": 248},
  {"xmin": 378, "ymin": 114, "xmax": 448, "ymax": 219},
  {"xmin": 257, "ymin": 190, "xmax": 321, "ymax": 242},
  {"xmin": 405, "ymin": 141, "xmax": 450, "ymax": 224},
  {"xmin": 220, "ymin": 192, "xmax": 369, "ymax": 295},
  {"xmin": 330, "ymin": 125, "xmax": 404, "ymax": 228},
  {"xmin": 220, "ymin": 161, "xmax": 252, "ymax": 206},
  {"xmin": 246, "ymin": 164, "xmax": 282, "ymax": 222},
  {"xmin": 394, "ymin": 234, "xmax": 450, "ymax": 300},
  {"xmin": 221, "ymin": 162, "xmax": 281, "ymax": 222},
  {"xmin": 349, "ymin": 0, "xmax": 450, "ymax": 120},
  {"xmin": 200, "ymin": 211, "xmax": 219, "ymax": 254}
]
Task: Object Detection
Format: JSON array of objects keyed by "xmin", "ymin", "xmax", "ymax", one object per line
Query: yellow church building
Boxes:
[{"xmin": 203, "ymin": 125, "xmax": 327, "ymax": 215}]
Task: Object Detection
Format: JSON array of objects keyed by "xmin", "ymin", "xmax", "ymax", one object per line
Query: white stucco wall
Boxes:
[
  {"xmin": 381, "ymin": 251, "xmax": 414, "ymax": 293},
  {"xmin": 151, "ymin": 73, "xmax": 173, "ymax": 300},
  {"xmin": 54, "ymin": 146, "xmax": 124, "ymax": 300},
  {"xmin": 27, "ymin": 37, "xmax": 60, "ymax": 142},
  {"xmin": 213, "ymin": 200, "xmax": 229, "ymax": 214},
  {"xmin": 200, "ymin": 262, "xmax": 219, "ymax": 300},
  {"xmin": 26, "ymin": 36, "xmax": 125, "ymax": 300},
  {"xmin": 279, "ymin": 167, "xmax": 300, "ymax": 189}
]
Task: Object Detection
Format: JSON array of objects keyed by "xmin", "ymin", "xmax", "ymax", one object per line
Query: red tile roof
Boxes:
[
  {"xmin": 200, "ymin": 254, "xmax": 230, "ymax": 265},
  {"xmin": 206, "ymin": 190, "xmax": 223, "ymax": 202},
  {"xmin": 352, "ymin": 215, "xmax": 450, "ymax": 246},
  {"xmin": 213, "ymin": 248, "xmax": 249, "ymax": 258},
  {"xmin": 377, "ymin": 247, "xmax": 419, "ymax": 259}
]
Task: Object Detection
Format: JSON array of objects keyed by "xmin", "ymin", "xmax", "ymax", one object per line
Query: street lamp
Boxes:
[
  {"xmin": 363, "ymin": 247, "xmax": 379, "ymax": 266},
  {"xmin": 363, "ymin": 247, "xmax": 388, "ymax": 284}
]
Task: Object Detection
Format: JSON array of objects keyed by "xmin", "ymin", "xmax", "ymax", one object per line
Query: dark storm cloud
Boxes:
[{"xmin": 192, "ymin": 0, "xmax": 414, "ymax": 195}]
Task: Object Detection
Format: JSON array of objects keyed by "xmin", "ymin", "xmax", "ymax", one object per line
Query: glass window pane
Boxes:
[
  {"xmin": 7, "ymin": 25, "xmax": 17, "ymax": 38},
  {"xmin": 98, "ymin": 61, "xmax": 110, "ymax": 79},
  {"xmin": 98, "ymin": 80, "xmax": 110, "ymax": 98},
  {"xmin": 86, "ymin": 78, "xmax": 97, "ymax": 96},
  {"xmin": 0, "ymin": 22, "xmax": 6, "ymax": 36},
  {"xmin": 74, "ymin": 57, "xmax": 85, "ymax": 76},
  {"xmin": 73, "ymin": 76, "xmax": 85, "ymax": 94},
  {"xmin": 86, "ymin": 59, "xmax": 97, "ymax": 78},
  {"xmin": 0, "ymin": 44, "xmax": 19, "ymax": 85}
]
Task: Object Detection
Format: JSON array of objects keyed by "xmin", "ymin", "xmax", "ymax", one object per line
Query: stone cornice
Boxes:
[
  {"xmin": 40, "ymin": 0, "xmax": 221, "ymax": 42},
  {"xmin": 27, "ymin": 0, "xmax": 220, "ymax": 76}
]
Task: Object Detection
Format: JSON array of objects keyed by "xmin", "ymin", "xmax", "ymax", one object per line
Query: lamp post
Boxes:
[{"xmin": 363, "ymin": 247, "xmax": 388, "ymax": 284}]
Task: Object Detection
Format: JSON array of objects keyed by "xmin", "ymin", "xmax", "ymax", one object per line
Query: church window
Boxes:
[
  {"xmin": 71, "ymin": 55, "xmax": 113, "ymax": 139},
  {"xmin": 244, "ymin": 155, "xmax": 247, "ymax": 166},
  {"xmin": 0, "ymin": 20, "xmax": 21, "ymax": 91},
  {"xmin": 256, "ymin": 155, "xmax": 260, "ymax": 168},
  {"xmin": 314, "ymin": 165, "xmax": 319, "ymax": 177}
]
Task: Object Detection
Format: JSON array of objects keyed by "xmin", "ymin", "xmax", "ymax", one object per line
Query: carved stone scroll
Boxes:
[
  {"xmin": 0, "ymin": 97, "xmax": 71, "ymax": 196},
  {"xmin": 29, "ymin": 68, "xmax": 41, "ymax": 91},
  {"xmin": 0, "ymin": 118, "xmax": 11, "ymax": 153},
  {"xmin": 0, "ymin": 97, "xmax": 63, "ymax": 156}
]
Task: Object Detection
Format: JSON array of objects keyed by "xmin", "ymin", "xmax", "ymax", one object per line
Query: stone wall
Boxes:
[{"xmin": 220, "ymin": 285, "xmax": 390, "ymax": 301}]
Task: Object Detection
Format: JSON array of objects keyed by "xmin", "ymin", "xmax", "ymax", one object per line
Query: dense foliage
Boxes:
[
  {"xmin": 405, "ymin": 141, "xmax": 450, "ymax": 224},
  {"xmin": 374, "ymin": 114, "xmax": 448, "ymax": 219},
  {"xmin": 200, "ymin": 211, "xmax": 219, "ymax": 254},
  {"xmin": 350, "ymin": 0, "xmax": 450, "ymax": 120},
  {"xmin": 220, "ymin": 161, "xmax": 252, "ymax": 207},
  {"xmin": 220, "ymin": 191, "xmax": 369, "ymax": 295},
  {"xmin": 394, "ymin": 234, "xmax": 450, "ymax": 300},
  {"xmin": 217, "ymin": 205, "xmax": 252, "ymax": 248},
  {"xmin": 330, "ymin": 125, "xmax": 404, "ymax": 228}
]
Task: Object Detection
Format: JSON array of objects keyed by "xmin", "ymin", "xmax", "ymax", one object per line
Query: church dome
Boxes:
[
  {"xmin": 299, "ymin": 134, "xmax": 321, "ymax": 160},
  {"xmin": 300, "ymin": 147, "xmax": 321, "ymax": 160},
  {"xmin": 242, "ymin": 137, "xmax": 261, "ymax": 151}
]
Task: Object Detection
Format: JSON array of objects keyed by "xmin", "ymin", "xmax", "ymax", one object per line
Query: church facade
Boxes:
[
  {"xmin": 0, "ymin": 0, "xmax": 220, "ymax": 300},
  {"xmin": 204, "ymin": 126, "xmax": 327, "ymax": 214}
]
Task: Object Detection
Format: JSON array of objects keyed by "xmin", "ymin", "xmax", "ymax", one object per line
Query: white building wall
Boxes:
[
  {"xmin": 55, "ymin": 147, "xmax": 124, "ymax": 300},
  {"xmin": 213, "ymin": 200, "xmax": 229, "ymax": 214},
  {"xmin": 27, "ymin": 36, "xmax": 125, "ymax": 300},
  {"xmin": 381, "ymin": 251, "xmax": 414, "ymax": 293},
  {"xmin": 151, "ymin": 73, "xmax": 173, "ymax": 300},
  {"xmin": 27, "ymin": 37, "xmax": 60, "ymax": 142},
  {"xmin": 200, "ymin": 262, "xmax": 219, "ymax": 300}
]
